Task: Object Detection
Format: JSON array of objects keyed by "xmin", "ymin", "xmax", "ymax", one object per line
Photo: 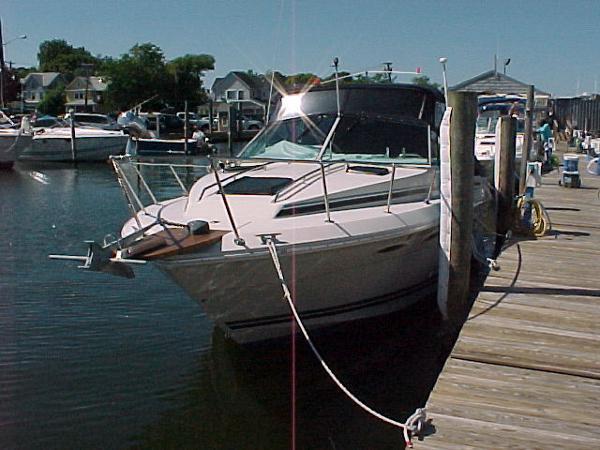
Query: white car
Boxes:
[
  {"xmin": 64, "ymin": 113, "xmax": 120, "ymax": 131},
  {"xmin": 177, "ymin": 112, "xmax": 210, "ymax": 132}
]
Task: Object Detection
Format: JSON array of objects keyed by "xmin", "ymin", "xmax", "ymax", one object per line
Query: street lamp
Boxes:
[
  {"xmin": 3, "ymin": 34, "xmax": 27, "ymax": 46},
  {"xmin": 1, "ymin": 31, "xmax": 27, "ymax": 109},
  {"xmin": 439, "ymin": 57, "xmax": 448, "ymax": 105},
  {"xmin": 503, "ymin": 58, "xmax": 511, "ymax": 75}
]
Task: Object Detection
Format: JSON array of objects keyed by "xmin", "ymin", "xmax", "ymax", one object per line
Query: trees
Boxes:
[
  {"xmin": 165, "ymin": 54, "xmax": 215, "ymax": 108},
  {"xmin": 412, "ymin": 75, "xmax": 442, "ymax": 91},
  {"xmin": 101, "ymin": 43, "xmax": 167, "ymax": 111},
  {"xmin": 38, "ymin": 40, "xmax": 97, "ymax": 80},
  {"xmin": 38, "ymin": 85, "xmax": 66, "ymax": 116},
  {"xmin": 100, "ymin": 44, "xmax": 214, "ymax": 112}
]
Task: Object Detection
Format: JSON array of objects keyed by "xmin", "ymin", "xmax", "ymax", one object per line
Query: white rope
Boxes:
[{"xmin": 265, "ymin": 238, "xmax": 427, "ymax": 448}]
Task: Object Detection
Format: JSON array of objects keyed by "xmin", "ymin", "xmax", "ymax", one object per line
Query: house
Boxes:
[
  {"xmin": 65, "ymin": 76, "xmax": 108, "ymax": 113},
  {"xmin": 209, "ymin": 71, "xmax": 274, "ymax": 121},
  {"xmin": 451, "ymin": 69, "xmax": 551, "ymax": 112},
  {"xmin": 20, "ymin": 72, "xmax": 66, "ymax": 111}
]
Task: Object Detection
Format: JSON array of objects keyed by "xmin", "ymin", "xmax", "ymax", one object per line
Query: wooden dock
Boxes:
[{"xmin": 421, "ymin": 154, "xmax": 600, "ymax": 449}]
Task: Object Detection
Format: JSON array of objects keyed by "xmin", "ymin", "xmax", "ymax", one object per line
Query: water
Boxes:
[{"xmin": 0, "ymin": 161, "xmax": 452, "ymax": 450}]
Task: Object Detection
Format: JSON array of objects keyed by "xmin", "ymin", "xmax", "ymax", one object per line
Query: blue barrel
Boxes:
[{"xmin": 563, "ymin": 154, "xmax": 579, "ymax": 173}]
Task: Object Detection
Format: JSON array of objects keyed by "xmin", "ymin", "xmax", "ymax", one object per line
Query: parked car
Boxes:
[
  {"xmin": 176, "ymin": 112, "xmax": 211, "ymax": 132},
  {"xmin": 241, "ymin": 117, "xmax": 263, "ymax": 130},
  {"xmin": 161, "ymin": 114, "xmax": 184, "ymax": 132},
  {"xmin": 64, "ymin": 113, "xmax": 120, "ymax": 130},
  {"xmin": 138, "ymin": 113, "xmax": 185, "ymax": 134},
  {"xmin": 32, "ymin": 115, "xmax": 64, "ymax": 128}
]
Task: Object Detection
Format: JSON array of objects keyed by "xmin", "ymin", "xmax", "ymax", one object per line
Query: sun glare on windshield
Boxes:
[{"xmin": 280, "ymin": 94, "xmax": 305, "ymax": 118}]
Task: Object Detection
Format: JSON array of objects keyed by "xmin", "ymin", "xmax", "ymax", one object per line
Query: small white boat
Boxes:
[
  {"xmin": 475, "ymin": 103, "xmax": 524, "ymax": 173},
  {"xmin": 125, "ymin": 136, "xmax": 209, "ymax": 156},
  {"xmin": 0, "ymin": 127, "xmax": 32, "ymax": 169},
  {"xmin": 19, "ymin": 127, "xmax": 128, "ymax": 162}
]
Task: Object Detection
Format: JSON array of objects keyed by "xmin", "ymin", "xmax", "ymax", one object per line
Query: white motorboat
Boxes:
[
  {"xmin": 0, "ymin": 114, "xmax": 33, "ymax": 169},
  {"xmin": 56, "ymin": 82, "xmax": 490, "ymax": 344},
  {"xmin": 474, "ymin": 97, "xmax": 524, "ymax": 173},
  {"xmin": 0, "ymin": 127, "xmax": 32, "ymax": 169},
  {"xmin": 125, "ymin": 136, "xmax": 210, "ymax": 156},
  {"xmin": 19, "ymin": 126, "xmax": 128, "ymax": 162}
]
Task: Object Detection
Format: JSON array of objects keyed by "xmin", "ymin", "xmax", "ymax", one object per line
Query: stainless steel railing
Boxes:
[{"xmin": 110, "ymin": 155, "xmax": 435, "ymax": 245}]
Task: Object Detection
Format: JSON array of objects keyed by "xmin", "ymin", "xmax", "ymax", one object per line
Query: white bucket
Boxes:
[
  {"xmin": 563, "ymin": 153, "xmax": 579, "ymax": 173},
  {"xmin": 587, "ymin": 157, "xmax": 600, "ymax": 176}
]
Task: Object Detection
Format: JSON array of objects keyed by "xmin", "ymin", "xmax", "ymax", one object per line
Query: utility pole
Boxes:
[
  {"xmin": 0, "ymin": 19, "xmax": 5, "ymax": 109},
  {"xmin": 80, "ymin": 63, "xmax": 94, "ymax": 113},
  {"xmin": 383, "ymin": 62, "xmax": 392, "ymax": 83}
]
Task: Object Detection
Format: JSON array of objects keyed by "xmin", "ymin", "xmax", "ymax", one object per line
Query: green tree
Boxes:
[
  {"xmin": 412, "ymin": 75, "xmax": 441, "ymax": 91},
  {"xmin": 38, "ymin": 39, "xmax": 97, "ymax": 80},
  {"xmin": 38, "ymin": 85, "xmax": 66, "ymax": 115},
  {"xmin": 165, "ymin": 54, "xmax": 215, "ymax": 109},
  {"xmin": 101, "ymin": 44, "xmax": 215, "ymax": 112},
  {"xmin": 101, "ymin": 43, "xmax": 169, "ymax": 111},
  {"xmin": 285, "ymin": 73, "xmax": 318, "ymax": 86}
]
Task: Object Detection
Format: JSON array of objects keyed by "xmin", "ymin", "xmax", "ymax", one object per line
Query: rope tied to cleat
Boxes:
[{"xmin": 264, "ymin": 237, "xmax": 429, "ymax": 448}]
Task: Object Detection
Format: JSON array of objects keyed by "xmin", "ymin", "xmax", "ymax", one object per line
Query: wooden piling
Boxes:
[
  {"xmin": 69, "ymin": 108, "xmax": 77, "ymax": 161},
  {"xmin": 519, "ymin": 85, "xmax": 534, "ymax": 194},
  {"xmin": 495, "ymin": 115, "xmax": 517, "ymax": 256},
  {"xmin": 184, "ymin": 100, "xmax": 189, "ymax": 154},
  {"xmin": 208, "ymin": 99, "xmax": 214, "ymax": 135},
  {"xmin": 444, "ymin": 91, "xmax": 478, "ymax": 326},
  {"xmin": 227, "ymin": 105, "xmax": 235, "ymax": 156}
]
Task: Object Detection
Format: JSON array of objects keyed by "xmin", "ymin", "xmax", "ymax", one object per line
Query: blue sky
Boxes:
[{"xmin": 3, "ymin": 0, "xmax": 599, "ymax": 96}]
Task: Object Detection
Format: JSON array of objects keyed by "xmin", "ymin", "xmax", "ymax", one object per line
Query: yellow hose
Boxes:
[{"xmin": 515, "ymin": 196, "xmax": 552, "ymax": 237}]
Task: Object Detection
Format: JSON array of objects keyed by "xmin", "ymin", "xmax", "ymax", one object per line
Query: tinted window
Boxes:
[{"xmin": 222, "ymin": 177, "xmax": 293, "ymax": 195}]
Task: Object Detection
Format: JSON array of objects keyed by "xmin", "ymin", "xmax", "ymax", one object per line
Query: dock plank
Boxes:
[{"xmin": 421, "ymin": 157, "xmax": 600, "ymax": 449}]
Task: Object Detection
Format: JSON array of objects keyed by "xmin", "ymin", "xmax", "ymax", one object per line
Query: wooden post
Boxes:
[
  {"xmin": 441, "ymin": 91, "xmax": 477, "ymax": 326},
  {"xmin": 495, "ymin": 116, "xmax": 517, "ymax": 256},
  {"xmin": 227, "ymin": 105, "xmax": 235, "ymax": 156},
  {"xmin": 519, "ymin": 85, "xmax": 534, "ymax": 194},
  {"xmin": 208, "ymin": 99, "xmax": 214, "ymax": 135},
  {"xmin": 69, "ymin": 108, "xmax": 77, "ymax": 161},
  {"xmin": 184, "ymin": 100, "xmax": 189, "ymax": 154}
]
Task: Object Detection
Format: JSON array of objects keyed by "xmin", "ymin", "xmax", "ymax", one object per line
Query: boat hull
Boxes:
[
  {"xmin": 157, "ymin": 225, "xmax": 439, "ymax": 344},
  {"xmin": 0, "ymin": 132, "xmax": 32, "ymax": 168},
  {"xmin": 20, "ymin": 134, "xmax": 128, "ymax": 161}
]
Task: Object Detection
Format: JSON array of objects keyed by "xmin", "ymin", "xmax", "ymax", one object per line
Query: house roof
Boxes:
[
  {"xmin": 21, "ymin": 72, "xmax": 63, "ymax": 89},
  {"xmin": 212, "ymin": 71, "xmax": 270, "ymax": 93},
  {"xmin": 450, "ymin": 70, "xmax": 550, "ymax": 97},
  {"xmin": 66, "ymin": 76, "xmax": 108, "ymax": 91}
]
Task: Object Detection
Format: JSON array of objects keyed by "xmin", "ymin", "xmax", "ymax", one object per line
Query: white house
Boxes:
[{"xmin": 20, "ymin": 72, "xmax": 66, "ymax": 111}]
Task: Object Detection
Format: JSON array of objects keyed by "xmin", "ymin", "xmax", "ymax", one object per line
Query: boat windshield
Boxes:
[
  {"xmin": 477, "ymin": 113, "xmax": 525, "ymax": 134},
  {"xmin": 238, "ymin": 113, "xmax": 432, "ymax": 165}
]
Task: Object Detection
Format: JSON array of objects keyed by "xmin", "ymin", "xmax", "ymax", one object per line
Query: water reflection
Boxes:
[{"xmin": 130, "ymin": 297, "xmax": 449, "ymax": 450}]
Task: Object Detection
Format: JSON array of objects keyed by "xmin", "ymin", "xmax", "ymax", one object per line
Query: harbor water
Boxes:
[{"xmin": 1, "ymin": 160, "xmax": 452, "ymax": 450}]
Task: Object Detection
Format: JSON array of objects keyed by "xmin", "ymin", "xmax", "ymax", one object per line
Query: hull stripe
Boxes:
[{"xmin": 225, "ymin": 276, "xmax": 436, "ymax": 330}]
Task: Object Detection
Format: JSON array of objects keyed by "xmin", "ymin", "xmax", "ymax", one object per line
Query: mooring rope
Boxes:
[{"xmin": 265, "ymin": 238, "xmax": 427, "ymax": 448}]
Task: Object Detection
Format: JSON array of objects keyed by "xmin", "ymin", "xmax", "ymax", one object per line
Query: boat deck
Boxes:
[{"xmin": 421, "ymin": 153, "xmax": 600, "ymax": 449}]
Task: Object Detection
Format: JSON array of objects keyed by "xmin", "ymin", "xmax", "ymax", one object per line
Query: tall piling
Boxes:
[
  {"xmin": 184, "ymin": 100, "xmax": 189, "ymax": 154},
  {"xmin": 519, "ymin": 85, "xmax": 534, "ymax": 194},
  {"xmin": 69, "ymin": 108, "xmax": 77, "ymax": 161},
  {"xmin": 438, "ymin": 91, "xmax": 478, "ymax": 327},
  {"xmin": 495, "ymin": 115, "xmax": 517, "ymax": 256}
]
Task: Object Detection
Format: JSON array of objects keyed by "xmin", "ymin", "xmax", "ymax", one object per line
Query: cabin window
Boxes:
[{"xmin": 222, "ymin": 176, "xmax": 293, "ymax": 195}]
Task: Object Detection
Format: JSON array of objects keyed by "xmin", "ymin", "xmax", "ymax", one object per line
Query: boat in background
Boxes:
[
  {"xmin": 125, "ymin": 136, "xmax": 212, "ymax": 157},
  {"xmin": 19, "ymin": 127, "xmax": 128, "ymax": 162},
  {"xmin": 475, "ymin": 96, "xmax": 525, "ymax": 173},
  {"xmin": 0, "ymin": 114, "xmax": 33, "ymax": 169},
  {"xmin": 0, "ymin": 127, "xmax": 32, "ymax": 169}
]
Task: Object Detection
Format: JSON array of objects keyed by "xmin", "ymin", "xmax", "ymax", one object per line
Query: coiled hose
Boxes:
[{"xmin": 515, "ymin": 195, "xmax": 552, "ymax": 237}]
